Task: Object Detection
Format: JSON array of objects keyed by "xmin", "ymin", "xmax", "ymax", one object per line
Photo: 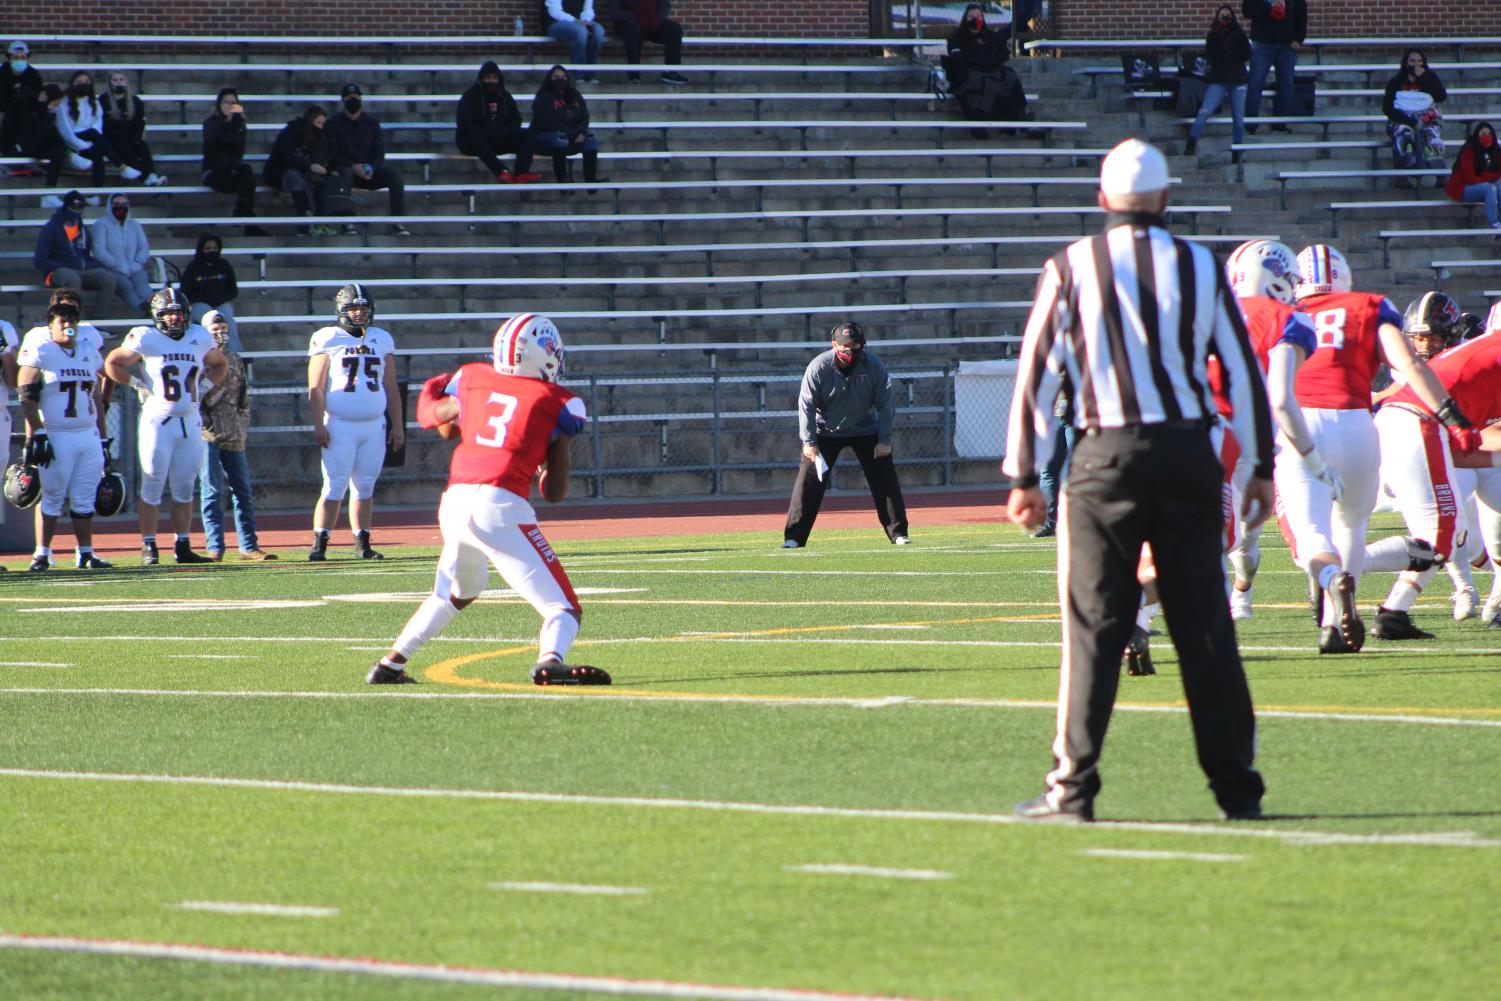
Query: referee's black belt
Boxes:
[{"xmin": 1082, "ymin": 418, "xmax": 1216, "ymax": 438}]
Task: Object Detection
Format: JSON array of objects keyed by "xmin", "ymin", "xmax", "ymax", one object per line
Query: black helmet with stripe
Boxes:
[
  {"xmin": 1402, "ymin": 291, "xmax": 1462, "ymax": 360},
  {"xmin": 4, "ymin": 462, "xmax": 41, "ymax": 510},
  {"xmin": 335, "ymin": 282, "xmax": 374, "ymax": 335},
  {"xmin": 149, "ymin": 286, "xmax": 190, "ymax": 339}
]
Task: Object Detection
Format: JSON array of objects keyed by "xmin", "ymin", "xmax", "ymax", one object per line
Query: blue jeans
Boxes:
[
  {"xmin": 1246, "ymin": 40, "xmax": 1296, "ymax": 119},
  {"xmin": 536, "ymin": 130, "xmax": 599, "ymax": 155},
  {"xmin": 1190, "ymin": 83, "xmax": 1247, "ymax": 142},
  {"xmin": 547, "ymin": 20, "xmax": 605, "ymax": 71},
  {"xmin": 1037, "ymin": 420, "xmax": 1076, "ymax": 531},
  {"xmin": 1462, "ymin": 181, "xmax": 1501, "ymax": 228},
  {"xmin": 200, "ymin": 444, "xmax": 259, "ymax": 553}
]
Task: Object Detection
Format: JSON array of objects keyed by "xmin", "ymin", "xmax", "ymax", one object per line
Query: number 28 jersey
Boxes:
[
  {"xmin": 442, "ymin": 363, "xmax": 588, "ymax": 497},
  {"xmin": 309, "ymin": 325, "xmax": 396, "ymax": 422},
  {"xmin": 1292, "ymin": 291, "xmax": 1401, "ymax": 410},
  {"xmin": 122, "ymin": 324, "xmax": 217, "ymax": 419},
  {"xmin": 15, "ymin": 338, "xmax": 105, "ymax": 432}
]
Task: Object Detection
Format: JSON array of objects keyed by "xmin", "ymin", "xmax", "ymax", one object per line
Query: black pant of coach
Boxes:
[
  {"xmin": 1055, "ymin": 422, "xmax": 1263, "ymax": 815},
  {"xmin": 783, "ymin": 433, "xmax": 909, "ymax": 547}
]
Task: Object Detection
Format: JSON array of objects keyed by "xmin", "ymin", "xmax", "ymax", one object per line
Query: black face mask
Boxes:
[
  {"xmin": 111, "ymin": 206, "xmax": 128, "ymax": 221},
  {"xmin": 75, "ymin": 84, "xmax": 93, "ymax": 97},
  {"xmin": 343, "ymin": 97, "xmax": 362, "ymax": 113},
  {"xmin": 201, "ymin": 249, "xmax": 220, "ymax": 261},
  {"xmin": 112, "ymin": 85, "xmax": 126, "ymax": 95},
  {"xmin": 550, "ymin": 78, "xmax": 568, "ymax": 92},
  {"xmin": 483, "ymin": 80, "xmax": 500, "ymax": 92}
]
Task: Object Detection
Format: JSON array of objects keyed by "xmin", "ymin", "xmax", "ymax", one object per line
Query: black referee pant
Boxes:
[
  {"xmin": 1049, "ymin": 423, "xmax": 1264, "ymax": 815},
  {"xmin": 783, "ymin": 433, "xmax": 909, "ymax": 546}
]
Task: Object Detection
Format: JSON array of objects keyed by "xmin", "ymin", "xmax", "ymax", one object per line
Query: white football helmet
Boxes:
[
  {"xmin": 1295, "ymin": 244, "xmax": 1353, "ymax": 298},
  {"xmin": 493, "ymin": 313, "xmax": 565, "ymax": 382},
  {"xmin": 1226, "ymin": 240, "xmax": 1298, "ymax": 304}
]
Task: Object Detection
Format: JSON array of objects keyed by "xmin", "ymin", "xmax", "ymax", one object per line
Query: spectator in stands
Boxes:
[
  {"xmin": 1185, "ymin": 6, "xmax": 1251, "ymax": 158},
  {"xmin": 543, "ymin": 1, "xmax": 606, "ymax": 82},
  {"xmin": 1242, "ymin": 0, "xmax": 1306, "ymax": 134},
  {"xmin": 3, "ymin": 84, "xmax": 68, "ymax": 196},
  {"xmin": 267, "ymin": 105, "xmax": 336, "ymax": 234},
  {"xmin": 1383, "ymin": 48, "xmax": 1448, "ymax": 174},
  {"xmin": 56, "ymin": 70, "xmax": 125, "ymax": 188},
  {"xmin": 100, "ymin": 72, "xmax": 166, "ymax": 186},
  {"xmin": 531, "ymin": 65, "xmax": 604, "ymax": 187},
  {"xmin": 944, "ymin": 5, "xmax": 1029, "ymax": 135},
  {"xmin": 202, "ymin": 87, "xmax": 267, "ymax": 235},
  {"xmin": 327, "ymin": 83, "xmax": 410, "ymax": 237},
  {"xmin": 1444, "ymin": 121, "xmax": 1501, "ymax": 233},
  {"xmin": 456, "ymin": 62, "xmax": 542, "ymax": 184},
  {"xmin": 181, "ymin": 232, "xmax": 242, "ymax": 351},
  {"xmin": 608, "ymin": 0, "xmax": 689, "ymax": 85},
  {"xmin": 91, "ymin": 192, "xmax": 154, "ymax": 313},
  {"xmin": 198, "ymin": 309, "xmax": 275, "ymax": 562},
  {"xmin": 0, "ymin": 41, "xmax": 43, "ymax": 134},
  {"xmin": 32, "ymin": 190, "xmax": 118, "ymax": 316}
]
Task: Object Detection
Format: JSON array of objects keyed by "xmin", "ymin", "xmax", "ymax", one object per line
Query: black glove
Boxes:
[
  {"xmin": 25, "ymin": 433, "xmax": 54, "ymax": 468},
  {"xmin": 1435, "ymin": 397, "xmax": 1473, "ymax": 429}
]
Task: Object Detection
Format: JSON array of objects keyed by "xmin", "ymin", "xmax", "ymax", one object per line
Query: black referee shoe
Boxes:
[
  {"xmin": 1014, "ymin": 793, "xmax": 1094, "ymax": 824},
  {"xmin": 1218, "ymin": 801, "xmax": 1263, "ymax": 821},
  {"xmin": 1124, "ymin": 627, "xmax": 1155, "ymax": 677}
]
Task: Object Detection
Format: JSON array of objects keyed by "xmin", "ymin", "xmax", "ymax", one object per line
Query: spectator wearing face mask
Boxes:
[
  {"xmin": 607, "ymin": 0, "xmax": 689, "ymax": 85},
  {"xmin": 99, "ymin": 71, "xmax": 166, "ymax": 187},
  {"xmin": 543, "ymin": 1, "xmax": 605, "ymax": 82},
  {"xmin": 1185, "ymin": 6, "xmax": 1252, "ymax": 157},
  {"xmin": 198, "ymin": 309, "xmax": 276, "ymax": 563},
  {"xmin": 530, "ymin": 65, "xmax": 604, "ymax": 187},
  {"xmin": 90, "ymin": 192, "xmax": 154, "ymax": 312},
  {"xmin": 1445, "ymin": 121, "xmax": 1501, "ymax": 233},
  {"xmin": 1383, "ymin": 47, "xmax": 1448, "ymax": 173},
  {"xmin": 4, "ymin": 83, "xmax": 68, "ymax": 195},
  {"xmin": 267, "ymin": 105, "xmax": 336, "ymax": 234},
  {"xmin": 945, "ymin": 5, "xmax": 1029, "ymax": 133},
  {"xmin": 0, "ymin": 41, "xmax": 43, "ymax": 131},
  {"xmin": 32, "ymin": 190, "xmax": 119, "ymax": 316},
  {"xmin": 456, "ymin": 61, "xmax": 542, "ymax": 184},
  {"xmin": 203, "ymin": 87, "xmax": 267, "ymax": 236},
  {"xmin": 327, "ymin": 83, "xmax": 410, "ymax": 237},
  {"xmin": 1242, "ymin": 0, "xmax": 1306, "ymax": 133},
  {"xmin": 780, "ymin": 321, "xmax": 910, "ymax": 549},
  {"xmin": 56, "ymin": 70, "xmax": 125, "ymax": 188},
  {"xmin": 181, "ymin": 232, "xmax": 242, "ymax": 352}
]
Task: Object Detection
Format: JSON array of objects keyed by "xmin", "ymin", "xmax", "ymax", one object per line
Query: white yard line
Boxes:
[
  {"xmin": 174, "ymin": 901, "xmax": 338, "ymax": 918},
  {"xmin": 490, "ymin": 881, "xmax": 650, "ymax": 896},
  {"xmin": 165, "ymin": 655, "xmax": 254, "ymax": 661},
  {"xmin": 786, "ymin": 864, "xmax": 953, "ymax": 881},
  {"xmin": 0, "ymin": 934, "xmax": 926, "ymax": 1001},
  {"xmin": 0, "ymin": 768, "xmax": 1495, "ymax": 849},
  {"xmin": 0, "ymin": 662, "xmax": 74, "ymax": 668},
  {"xmin": 1080, "ymin": 849, "xmax": 1248, "ymax": 863}
]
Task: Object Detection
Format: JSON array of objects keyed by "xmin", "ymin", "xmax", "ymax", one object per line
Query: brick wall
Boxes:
[
  {"xmin": 2, "ymin": 1, "xmax": 870, "ymax": 37},
  {"xmin": 1055, "ymin": 1, "xmax": 1501, "ymax": 40}
]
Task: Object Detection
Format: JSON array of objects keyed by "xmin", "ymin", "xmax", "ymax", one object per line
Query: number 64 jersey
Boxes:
[
  {"xmin": 309, "ymin": 325, "xmax": 396, "ymax": 421},
  {"xmin": 442, "ymin": 363, "xmax": 588, "ymax": 497},
  {"xmin": 122, "ymin": 323, "xmax": 217, "ymax": 419}
]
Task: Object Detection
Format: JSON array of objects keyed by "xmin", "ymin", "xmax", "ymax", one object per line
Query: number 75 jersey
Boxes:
[
  {"xmin": 122, "ymin": 324, "xmax": 218, "ymax": 419},
  {"xmin": 309, "ymin": 325, "xmax": 397, "ymax": 421},
  {"xmin": 443, "ymin": 363, "xmax": 588, "ymax": 496},
  {"xmin": 1292, "ymin": 291, "xmax": 1402, "ymax": 410}
]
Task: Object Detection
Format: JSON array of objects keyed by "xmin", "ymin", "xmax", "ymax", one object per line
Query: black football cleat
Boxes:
[
  {"xmin": 1318, "ymin": 626, "xmax": 1354, "ymax": 655},
  {"xmin": 531, "ymin": 661, "xmax": 612, "ymax": 686},
  {"xmin": 1308, "ymin": 576, "xmax": 1324, "ymax": 628},
  {"xmin": 1124, "ymin": 626, "xmax": 1155, "ymax": 677},
  {"xmin": 1328, "ymin": 571, "xmax": 1364, "ymax": 651},
  {"xmin": 1219, "ymin": 801, "xmax": 1264, "ymax": 821},
  {"xmin": 354, "ymin": 530, "xmax": 384, "ymax": 560},
  {"xmin": 141, "ymin": 540, "xmax": 159, "ymax": 566},
  {"xmin": 365, "ymin": 662, "xmax": 418, "ymax": 685},
  {"xmin": 174, "ymin": 539, "xmax": 213, "ymax": 564},
  {"xmin": 308, "ymin": 535, "xmax": 328, "ymax": 561},
  {"xmin": 1372, "ymin": 606, "xmax": 1435, "ymax": 641},
  {"xmin": 28, "ymin": 554, "xmax": 50, "ymax": 572},
  {"xmin": 75, "ymin": 553, "xmax": 112, "ymax": 570},
  {"xmin": 1013, "ymin": 793, "xmax": 1094, "ymax": 824}
]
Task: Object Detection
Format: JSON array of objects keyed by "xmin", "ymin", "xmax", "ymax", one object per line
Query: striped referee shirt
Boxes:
[{"xmin": 1002, "ymin": 213, "xmax": 1275, "ymax": 487}]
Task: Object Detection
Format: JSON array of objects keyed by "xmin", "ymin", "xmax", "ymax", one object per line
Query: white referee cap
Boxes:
[{"xmin": 1100, "ymin": 139, "xmax": 1169, "ymax": 196}]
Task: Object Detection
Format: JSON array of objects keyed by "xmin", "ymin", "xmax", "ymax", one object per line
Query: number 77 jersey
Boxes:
[
  {"xmin": 122, "ymin": 323, "xmax": 218, "ymax": 419},
  {"xmin": 443, "ymin": 363, "xmax": 588, "ymax": 496},
  {"xmin": 1293, "ymin": 291, "xmax": 1403, "ymax": 410},
  {"xmin": 309, "ymin": 324, "xmax": 397, "ymax": 421}
]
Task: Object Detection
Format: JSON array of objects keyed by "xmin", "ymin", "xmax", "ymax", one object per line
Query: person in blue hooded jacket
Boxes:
[{"xmin": 32, "ymin": 189, "xmax": 119, "ymax": 317}]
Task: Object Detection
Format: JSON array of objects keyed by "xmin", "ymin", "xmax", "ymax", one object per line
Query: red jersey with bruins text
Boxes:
[
  {"xmin": 1209, "ymin": 297, "xmax": 1318, "ymax": 416},
  {"xmin": 1389, "ymin": 330, "xmax": 1501, "ymax": 427},
  {"xmin": 442, "ymin": 363, "xmax": 589, "ymax": 496},
  {"xmin": 1292, "ymin": 291, "xmax": 1401, "ymax": 409}
]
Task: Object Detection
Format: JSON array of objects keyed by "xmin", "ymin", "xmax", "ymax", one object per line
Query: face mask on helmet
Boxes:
[
  {"xmin": 1227, "ymin": 239, "xmax": 1298, "ymax": 304},
  {"xmin": 1403, "ymin": 291, "xmax": 1461, "ymax": 359},
  {"xmin": 1295, "ymin": 245, "xmax": 1353, "ymax": 298},
  {"xmin": 155, "ymin": 308, "xmax": 188, "ymax": 338},
  {"xmin": 335, "ymin": 285, "xmax": 374, "ymax": 333},
  {"xmin": 493, "ymin": 315, "xmax": 565, "ymax": 383}
]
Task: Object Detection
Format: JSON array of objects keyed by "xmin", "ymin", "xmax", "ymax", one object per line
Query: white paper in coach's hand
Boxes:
[{"xmin": 814, "ymin": 453, "xmax": 829, "ymax": 482}]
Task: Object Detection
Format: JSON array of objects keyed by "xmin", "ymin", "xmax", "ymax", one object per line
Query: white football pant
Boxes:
[
  {"xmin": 39, "ymin": 428, "xmax": 104, "ymax": 517},
  {"xmin": 1273, "ymin": 407, "xmax": 1380, "ymax": 579},
  {"xmin": 139, "ymin": 412, "xmax": 206, "ymax": 505},
  {"xmin": 319, "ymin": 414, "xmax": 385, "ymax": 502}
]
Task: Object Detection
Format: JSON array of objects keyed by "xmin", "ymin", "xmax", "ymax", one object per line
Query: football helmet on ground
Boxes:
[{"xmin": 3, "ymin": 462, "xmax": 41, "ymax": 509}]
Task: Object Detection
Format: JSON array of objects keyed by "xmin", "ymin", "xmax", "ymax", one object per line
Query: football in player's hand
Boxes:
[{"xmin": 436, "ymin": 421, "xmax": 460, "ymax": 441}]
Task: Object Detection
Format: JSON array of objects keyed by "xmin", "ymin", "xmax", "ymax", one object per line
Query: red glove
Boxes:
[
  {"xmin": 1448, "ymin": 426, "xmax": 1483, "ymax": 457},
  {"xmin": 416, "ymin": 372, "xmax": 453, "ymax": 429}
]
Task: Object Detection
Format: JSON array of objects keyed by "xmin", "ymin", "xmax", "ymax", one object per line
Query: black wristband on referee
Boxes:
[{"xmin": 1009, "ymin": 473, "xmax": 1040, "ymax": 490}]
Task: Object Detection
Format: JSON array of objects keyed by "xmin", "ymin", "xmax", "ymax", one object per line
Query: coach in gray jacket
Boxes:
[{"xmin": 781, "ymin": 321, "xmax": 910, "ymax": 548}]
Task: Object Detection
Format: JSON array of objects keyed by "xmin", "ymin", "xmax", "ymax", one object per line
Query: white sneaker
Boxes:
[
  {"xmin": 41, "ymin": 195, "xmax": 64, "ymax": 208},
  {"xmin": 1483, "ymin": 594, "xmax": 1501, "ymax": 628},
  {"xmin": 1453, "ymin": 585, "xmax": 1479, "ymax": 621},
  {"xmin": 68, "ymin": 151, "xmax": 91, "ymax": 171},
  {"xmin": 893, "ymin": 535, "xmax": 911, "ymax": 545},
  {"xmin": 780, "ymin": 539, "xmax": 799, "ymax": 549},
  {"xmin": 145, "ymin": 172, "xmax": 167, "ymax": 186},
  {"xmin": 121, "ymin": 165, "xmax": 143, "ymax": 181},
  {"xmin": 1229, "ymin": 585, "xmax": 1253, "ymax": 621}
]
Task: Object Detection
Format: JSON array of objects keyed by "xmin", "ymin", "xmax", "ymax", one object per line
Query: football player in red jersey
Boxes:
[{"xmin": 366, "ymin": 314, "xmax": 609, "ymax": 686}]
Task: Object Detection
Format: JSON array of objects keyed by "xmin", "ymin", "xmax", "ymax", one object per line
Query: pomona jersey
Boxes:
[
  {"xmin": 309, "ymin": 325, "xmax": 396, "ymax": 421},
  {"xmin": 1207, "ymin": 298, "xmax": 1317, "ymax": 416},
  {"xmin": 1388, "ymin": 330, "xmax": 1501, "ymax": 427},
  {"xmin": 16, "ymin": 338, "xmax": 105, "ymax": 432},
  {"xmin": 442, "ymin": 363, "xmax": 588, "ymax": 496},
  {"xmin": 22, "ymin": 322, "xmax": 107, "ymax": 354},
  {"xmin": 1292, "ymin": 291, "xmax": 1402, "ymax": 409},
  {"xmin": 123, "ymin": 323, "xmax": 217, "ymax": 419}
]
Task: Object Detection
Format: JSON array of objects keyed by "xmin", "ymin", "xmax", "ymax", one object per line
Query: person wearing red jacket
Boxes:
[{"xmin": 1445, "ymin": 120, "xmax": 1501, "ymax": 231}]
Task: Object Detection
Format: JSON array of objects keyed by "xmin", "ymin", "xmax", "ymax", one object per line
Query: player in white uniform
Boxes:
[
  {"xmin": 306, "ymin": 283, "xmax": 404, "ymax": 561},
  {"xmin": 16, "ymin": 302, "xmax": 110, "ymax": 571},
  {"xmin": 0, "ymin": 316, "xmax": 16, "ymax": 470},
  {"xmin": 104, "ymin": 287, "xmax": 227, "ymax": 565}
]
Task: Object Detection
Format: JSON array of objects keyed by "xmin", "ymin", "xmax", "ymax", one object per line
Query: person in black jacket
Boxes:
[
  {"xmin": 326, "ymin": 83, "xmax": 409, "ymax": 236},
  {"xmin": 1185, "ymin": 6, "xmax": 1252, "ymax": 156},
  {"xmin": 456, "ymin": 61, "xmax": 542, "ymax": 184},
  {"xmin": 1, "ymin": 41, "xmax": 44, "ymax": 132},
  {"xmin": 608, "ymin": 0, "xmax": 688, "ymax": 84},
  {"xmin": 1, "ymin": 84, "xmax": 68, "ymax": 193},
  {"xmin": 182, "ymin": 231, "xmax": 242, "ymax": 352},
  {"xmin": 266, "ymin": 105, "xmax": 334, "ymax": 234},
  {"xmin": 100, "ymin": 71, "xmax": 166, "ymax": 186},
  {"xmin": 944, "ymin": 5, "xmax": 1029, "ymax": 132},
  {"xmin": 530, "ymin": 65, "xmax": 604, "ymax": 186},
  {"xmin": 202, "ymin": 87, "xmax": 266, "ymax": 235},
  {"xmin": 1383, "ymin": 48, "xmax": 1448, "ymax": 172},
  {"xmin": 1242, "ymin": 0, "xmax": 1306, "ymax": 132}
]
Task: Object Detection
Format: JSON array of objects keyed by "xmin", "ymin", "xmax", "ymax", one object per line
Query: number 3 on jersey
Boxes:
[
  {"xmin": 473, "ymin": 391, "xmax": 518, "ymax": 448},
  {"xmin": 1313, "ymin": 308, "xmax": 1346, "ymax": 350}
]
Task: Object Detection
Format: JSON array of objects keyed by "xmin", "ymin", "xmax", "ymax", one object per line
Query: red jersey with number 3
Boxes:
[
  {"xmin": 1388, "ymin": 330, "xmax": 1501, "ymax": 427},
  {"xmin": 1292, "ymin": 291, "xmax": 1402, "ymax": 409},
  {"xmin": 1208, "ymin": 297, "xmax": 1318, "ymax": 416},
  {"xmin": 442, "ymin": 363, "xmax": 589, "ymax": 496}
]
